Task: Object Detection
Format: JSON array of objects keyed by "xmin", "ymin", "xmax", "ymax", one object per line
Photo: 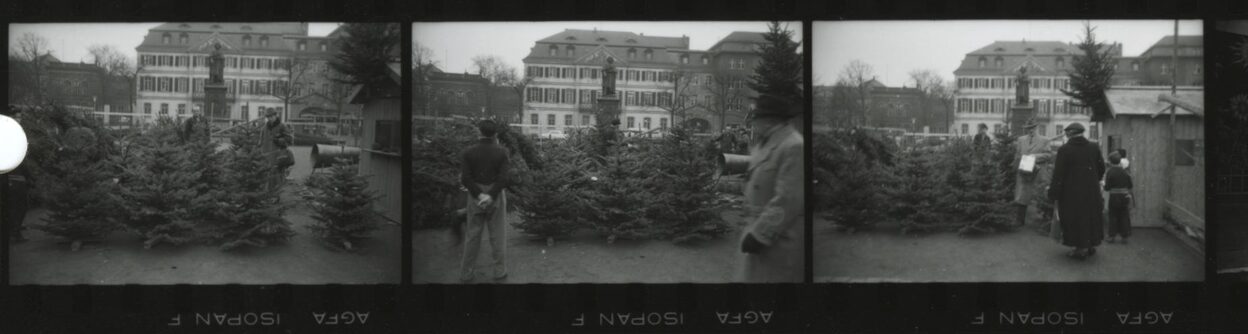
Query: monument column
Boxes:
[
  {"xmin": 204, "ymin": 42, "xmax": 229, "ymax": 125},
  {"xmin": 1008, "ymin": 66, "xmax": 1035, "ymax": 136},
  {"xmin": 596, "ymin": 57, "xmax": 621, "ymax": 126}
]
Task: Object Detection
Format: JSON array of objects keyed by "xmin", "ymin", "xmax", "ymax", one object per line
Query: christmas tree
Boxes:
[
  {"xmin": 115, "ymin": 118, "xmax": 199, "ymax": 248},
  {"xmin": 411, "ymin": 121, "xmax": 475, "ymax": 229},
  {"xmin": 646, "ymin": 124, "xmax": 730, "ymax": 243},
  {"xmin": 305, "ymin": 159, "xmax": 382, "ymax": 251},
  {"xmin": 511, "ymin": 139, "xmax": 592, "ymax": 241},
  {"xmin": 813, "ymin": 129, "xmax": 894, "ymax": 231},
  {"xmin": 748, "ymin": 21, "xmax": 804, "ymax": 106},
  {"xmin": 24, "ymin": 107, "xmax": 123, "ymax": 250},
  {"xmin": 585, "ymin": 142, "xmax": 658, "ymax": 243},
  {"xmin": 956, "ymin": 137, "xmax": 1015, "ymax": 235},
  {"xmin": 888, "ymin": 145, "xmax": 948, "ymax": 234},
  {"xmin": 203, "ymin": 123, "xmax": 295, "ymax": 250}
]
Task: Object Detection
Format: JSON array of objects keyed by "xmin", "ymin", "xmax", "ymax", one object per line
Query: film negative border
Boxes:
[{"xmin": 2, "ymin": 0, "xmax": 1248, "ymax": 333}]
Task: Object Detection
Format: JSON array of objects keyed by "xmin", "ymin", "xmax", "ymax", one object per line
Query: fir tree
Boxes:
[
  {"xmin": 647, "ymin": 124, "xmax": 730, "ymax": 243},
  {"xmin": 31, "ymin": 125, "xmax": 122, "ymax": 250},
  {"xmin": 586, "ymin": 143, "xmax": 658, "ymax": 243},
  {"xmin": 116, "ymin": 118, "xmax": 199, "ymax": 248},
  {"xmin": 957, "ymin": 140, "xmax": 1015, "ymax": 235},
  {"xmin": 329, "ymin": 23, "xmax": 401, "ymax": 90},
  {"xmin": 1061, "ymin": 22, "xmax": 1118, "ymax": 122},
  {"xmin": 748, "ymin": 21, "xmax": 804, "ymax": 104},
  {"xmin": 511, "ymin": 139, "xmax": 592, "ymax": 242},
  {"xmin": 889, "ymin": 146, "xmax": 946, "ymax": 234},
  {"xmin": 412, "ymin": 121, "xmax": 476, "ymax": 229},
  {"xmin": 305, "ymin": 159, "xmax": 382, "ymax": 251},
  {"xmin": 204, "ymin": 124, "xmax": 295, "ymax": 250},
  {"xmin": 813, "ymin": 129, "xmax": 894, "ymax": 231}
]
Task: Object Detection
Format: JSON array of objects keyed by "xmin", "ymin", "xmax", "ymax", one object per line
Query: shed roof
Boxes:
[{"xmin": 1104, "ymin": 86, "xmax": 1204, "ymax": 119}]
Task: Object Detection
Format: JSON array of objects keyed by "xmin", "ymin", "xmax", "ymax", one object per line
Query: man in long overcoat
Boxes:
[
  {"xmin": 738, "ymin": 94, "xmax": 804, "ymax": 282},
  {"xmin": 1047, "ymin": 122, "xmax": 1105, "ymax": 259},
  {"xmin": 1013, "ymin": 119, "xmax": 1053, "ymax": 227}
]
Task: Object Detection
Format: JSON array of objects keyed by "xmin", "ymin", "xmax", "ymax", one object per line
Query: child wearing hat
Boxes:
[{"xmin": 1103, "ymin": 151, "xmax": 1134, "ymax": 244}]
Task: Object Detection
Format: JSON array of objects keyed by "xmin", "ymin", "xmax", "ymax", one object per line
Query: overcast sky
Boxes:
[
  {"xmin": 413, "ymin": 21, "xmax": 801, "ymax": 75},
  {"xmin": 814, "ymin": 20, "xmax": 1202, "ymax": 87},
  {"xmin": 9, "ymin": 23, "xmax": 342, "ymax": 64}
]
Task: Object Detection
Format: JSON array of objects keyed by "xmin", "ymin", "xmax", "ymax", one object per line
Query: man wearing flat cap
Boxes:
[
  {"xmin": 258, "ymin": 108, "xmax": 293, "ymax": 190},
  {"xmin": 1013, "ymin": 119, "xmax": 1053, "ymax": 227},
  {"xmin": 738, "ymin": 94, "xmax": 804, "ymax": 283},
  {"xmin": 1047, "ymin": 122, "xmax": 1105, "ymax": 259}
]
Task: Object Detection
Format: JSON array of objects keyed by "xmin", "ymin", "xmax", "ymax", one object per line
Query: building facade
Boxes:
[
  {"xmin": 952, "ymin": 36, "xmax": 1202, "ymax": 138},
  {"xmin": 8, "ymin": 55, "xmax": 133, "ymax": 127},
  {"xmin": 135, "ymin": 22, "xmax": 358, "ymax": 133},
  {"xmin": 861, "ymin": 79, "xmax": 951, "ymax": 134},
  {"xmin": 519, "ymin": 29, "xmax": 771, "ymax": 135}
]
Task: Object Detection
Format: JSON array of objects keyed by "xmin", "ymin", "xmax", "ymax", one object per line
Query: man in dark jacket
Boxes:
[
  {"xmin": 973, "ymin": 123, "xmax": 991, "ymax": 149},
  {"xmin": 1103, "ymin": 151, "xmax": 1133, "ymax": 244},
  {"xmin": 1047, "ymin": 122, "xmax": 1105, "ymax": 259},
  {"xmin": 459, "ymin": 119, "xmax": 511, "ymax": 282}
]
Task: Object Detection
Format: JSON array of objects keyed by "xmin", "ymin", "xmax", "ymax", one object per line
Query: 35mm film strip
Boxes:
[{"xmin": 3, "ymin": 0, "xmax": 1248, "ymax": 333}]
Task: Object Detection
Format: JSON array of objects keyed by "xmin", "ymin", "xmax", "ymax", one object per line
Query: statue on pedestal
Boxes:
[
  {"xmin": 602, "ymin": 57, "xmax": 617, "ymax": 97},
  {"xmin": 208, "ymin": 42, "xmax": 225, "ymax": 85},
  {"xmin": 1015, "ymin": 66, "xmax": 1030, "ymax": 105}
]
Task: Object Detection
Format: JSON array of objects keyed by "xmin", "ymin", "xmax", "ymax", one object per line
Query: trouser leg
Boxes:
[
  {"xmin": 486, "ymin": 191, "xmax": 507, "ymax": 278},
  {"xmin": 460, "ymin": 197, "xmax": 486, "ymax": 281}
]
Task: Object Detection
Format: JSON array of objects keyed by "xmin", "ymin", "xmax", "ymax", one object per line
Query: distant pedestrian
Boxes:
[
  {"xmin": 973, "ymin": 123, "xmax": 991, "ymax": 149},
  {"xmin": 739, "ymin": 94, "xmax": 804, "ymax": 283},
  {"xmin": 459, "ymin": 119, "xmax": 511, "ymax": 282},
  {"xmin": 1103, "ymin": 151, "xmax": 1134, "ymax": 244},
  {"xmin": 1048, "ymin": 122, "xmax": 1106, "ymax": 259},
  {"xmin": 259, "ymin": 108, "xmax": 293, "ymax": 190}
]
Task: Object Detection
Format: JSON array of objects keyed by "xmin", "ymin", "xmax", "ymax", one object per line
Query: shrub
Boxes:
[{"xmin": 305, "ymin": 159, "xmax": 382, "ymax": 251}]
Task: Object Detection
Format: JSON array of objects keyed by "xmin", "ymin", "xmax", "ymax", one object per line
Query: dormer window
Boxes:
[
  {"xmin": 259, "ymin": 36, "xmax": 269, "ymax": 47},
  {"xmin": 680, "ymin": 55, "xmax": 689, "ymax": 64},
  {"xmin": 994, "ymin": 47, "xmax": 1005, "ymax": 52},
  {"xmin": 162, "ymin": 33, "xmax": 171, "ymax": 44},
  {"xmin": 179, "ymin": 23, "xmax": 191, "ymax": 28},
  {"xmin": 1132, "ymin": 61, "xmax": 1139, "ymax": 71},
  {"xmin": 179, "ymin": 33, "xmax": 188, "ymax": 44},
  {"xmin": 565, "ymin": 45, "xmax": 575, "ymax": 57},
  {"xmin": 243, "ymin": 35, "xmax": 252, "ymax": 47},
  {"xmin": 320, "ymin": 42, "xmax": 327, "ymax": 52},
  {"xmin": 1024, "ymin": 47, "xmax": 1034, "ymax": 52},
  {"xmin": 644, "ymin": 49, "xmax": 653, "ymax": 60},
  {"xmin": 628, "ymin": 48, "xmax": 637, "ymax": 59},
  {"xmin": 548, "ymin": 45, "xmax": 558, "ymax": 56},
  {"xmin": 596, "ymin": 37, "xmax": 607, "ymax": 42},
  {"xmin": 701, "ymin": 56, "xmax": 708, "ymax": 65},
  {"xmin": 994, "ymin": 56, "xmax": 1003, "ymax": 67},
  {"xmin": 210, "ymin": 24, "xmax": 221, "ymax": 29},
  {"xmin": 565, "ymin": 36, "xmax": 576, "ymax": 41},
  {"xmin": 1056, "ymin": 56, "xmax": 1065, "ymax": 68},
  {"xmin": 298, "ymin": 41, "xmax": 307, "ymax": 51},
  {"xmin": 978, "ymin": 56, "xmax": 987, "ymax": 68}
]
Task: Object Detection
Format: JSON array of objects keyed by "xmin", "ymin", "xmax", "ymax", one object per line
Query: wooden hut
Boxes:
[
  {"xmin": 1099, "ymin": 86, "xmax": 1203, "ymax": 242},
  {"xmin": 348, "ymin": 62, "xmax": 403, "ymax": 222}
]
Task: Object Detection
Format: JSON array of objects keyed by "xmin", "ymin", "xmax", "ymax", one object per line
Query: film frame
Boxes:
[{"xmin": 0, "ymin": 0, "xmax": 1246, "ymax": 333}]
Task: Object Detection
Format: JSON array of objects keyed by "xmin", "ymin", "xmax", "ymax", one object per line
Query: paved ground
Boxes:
[
  {"xmin": 9, "ymin": 145, "xmax": 401, "ymax": 285},
  {"xmin": 413, "ymin": 209, "xmax": 749, "ymax": 284},
  {"xmin": 1216, "ymin": 203, "xmax": 1248, "ymax": 275},
  {"xmin": 814, "ymin": 217, "xmax": 1204, "ymax": 283}
]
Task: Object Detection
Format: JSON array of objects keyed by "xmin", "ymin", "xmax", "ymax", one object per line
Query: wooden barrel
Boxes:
[{"xmin": 311, "ymin": 144, "xmax": 361, "ymax": 168}]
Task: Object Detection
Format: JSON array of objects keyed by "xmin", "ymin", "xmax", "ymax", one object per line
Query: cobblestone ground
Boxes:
[{"xmin": 815, "ymin": 216, "xmax": 1203, "ymax": 282}]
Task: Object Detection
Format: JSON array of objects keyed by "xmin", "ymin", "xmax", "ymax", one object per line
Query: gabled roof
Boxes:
[
  {"xmin": 967, "ymin": 40, "xmax": 1077, "ymax": 56},
  {"xmin": 138, "ymin": 23, "xmax": 336, "ymax": 56},
  {"xmin": 1103, "ymin": 86, "xmax": 1203, "ymax": 118},
  {"xmin": 151, "ymin": 22, "xmax": 308, "ymax": 35},
  {"xmin": 537, "ymin": 29, "xmax": 688, "ymax": 49},
  {"xmin": 1139, "ymin": 35, "xmax": 1204, "ymax": 58},
  {"xmin": 709, "ymin": 31, "xmax": 768, "ymax": 52}
]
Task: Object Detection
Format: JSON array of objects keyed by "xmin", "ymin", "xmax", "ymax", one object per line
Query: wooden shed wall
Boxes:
[
  {"xmin": 1099, "ymin": 115, "xmax": 1204, "ymax": 228},
  {"xmin": 360, "ymin": 98, "xmax": 402, "ymax": 222}
]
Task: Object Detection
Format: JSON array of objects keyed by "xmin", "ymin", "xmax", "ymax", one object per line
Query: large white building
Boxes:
[
  {"xmin": 952, "ymin": 40, "xmax": 1103, "ymax": 138},
  {"xmin": 135, "ymin": 22, "xmax": 357, "ymax": 133},
  {"xmin": 519, "ymin": 29, "xmax": 769, "ymax": 135}
]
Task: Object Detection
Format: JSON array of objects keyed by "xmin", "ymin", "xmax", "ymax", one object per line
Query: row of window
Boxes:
[
  {"xmin": 955, "ymin": 97, "xmax": 1090, "ymax": 115},
  {"xmin": 158, "ymin": 32, "xmax": 329, "ymax": 52},
  {"xmin": 978, "ymin": 56, "xmax": 1067, "ymax": 69},
  {"xmin": 142, "ymin": 102, "xmax": 283, "ymax": 120},
  {"xmin": 139, "ymin": 76, "xmax": 334, "ymax": 97},
  {"xmin": 959, "ymin": 122, "xmax": 1100, "ymax": 139},
  {"xmin": 524, "ymin": 87, "xmax": 747, "ymax": 111},
  {"xmin": 527, "ymin": 112, "xmax": 670, "ymax": 130},
  {"xmin": 140, "ymin": 54, "xmax": 330, "ymax": 73},
  {"xmin": 957, "ymin": 76, "xmax": 1072, "ymax": 91}
]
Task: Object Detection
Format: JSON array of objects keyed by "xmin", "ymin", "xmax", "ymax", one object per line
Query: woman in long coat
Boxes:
[{"xmin": 1046, "ymin": 123, "xmax": 1105, "ymax": 259}]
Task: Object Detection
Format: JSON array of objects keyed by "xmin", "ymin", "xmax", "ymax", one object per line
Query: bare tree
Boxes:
[
  {"xmin": 510, "ymin": 75, "xmax": 532, "ymax": 124},
  {"xmin": 660, "ymin": 69, "xmax": 699, "ymax": 129},
  {"xmin": 472, "ymin": 54, "xmax": 520, "ymax": 120},
  {"xmin": 837, "ymin": 60, "xmax": 875, "ymax": 127},
  {"xmin": 10, "ymin": 32, "xmax": 52, "ymax": 104},
  {"xmin": 704, "ymin": 69, "xmax": 748, "ymax": 133},
  {"xmin": 412, "ymin": 42, "xmax": 439, "ymax": 118},
  {"xmin": 270, "ymin": 56, "xmax": 315, "ymax": 121},
  {"xmin": 908, "ymin": 69, "xmax": 956, "ymax": 133},
  {"xmin": 87, "ymin": 45, "xmax": 138, "ymax": 115}
]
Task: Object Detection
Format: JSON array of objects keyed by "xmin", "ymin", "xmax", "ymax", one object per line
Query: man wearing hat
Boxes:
[
  {"xmin": 1047, "ymin": 122, "xmax": 1106, "ymax": 259},
  {"xmin": 1013, "ymin": 119, "xmax": 1054, "ymax": 227},
  {"xmin": 258, "ymin": 108, "xmax": 293, "ymax": 190},
  {"xmin": 738, "ymin": 94, "xmax": 804, "ymax": 283}
]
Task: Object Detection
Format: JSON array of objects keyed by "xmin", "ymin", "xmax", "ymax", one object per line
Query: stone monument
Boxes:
[
  {"xmin": 596, "ymin": 57, "xmax": 621, "ymax": 126},
  {"xmin": 1009, "ymin": 66, "xmax": 1035, "ymax": 136},
  {"xmin": 203, "ymin": 42, "xmax": 229, "ymax": 121}
]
